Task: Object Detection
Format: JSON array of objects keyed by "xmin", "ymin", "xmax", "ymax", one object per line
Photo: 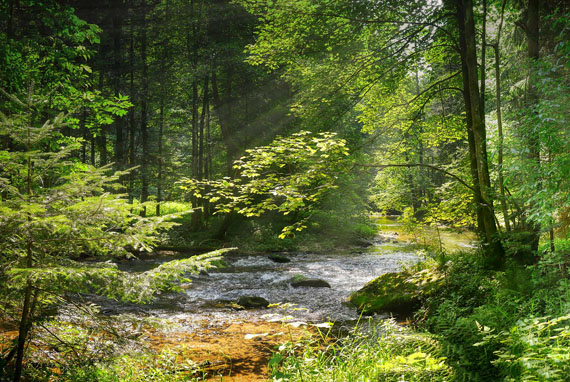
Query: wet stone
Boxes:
[
  {"xmin": 268, "ymin": 254, "xmax": 291, "ymax": 263},
  {"xmin": 236, "ymin": 296, "xmax": 270, "ymax": 309},
  {"xmin": 290, "ymin": 278, "xmax": 331, "ymax": 288}
]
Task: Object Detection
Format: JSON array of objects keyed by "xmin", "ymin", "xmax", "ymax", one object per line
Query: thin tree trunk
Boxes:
[
  {"xmin": 7, "ymin": 0, "xmax": 16, "ymax": 41},
  {"xmin": 494, "ymin": 0, "xmax": 510, "ymax": 232},
  {"xmin": 190, "ymin": 0, "xmax": 199, "ymax": 179},
  {"xmin": 128, "ymin": 11, "xmax": 135, "ymax": 201},
  {"xmin": 189, "ymin": 0, "xmax": 203, "ymax": 228},
  {"xmin": 480, "ymin": 0, "xmax": 487, "ymax": 113},
  {"xmin": 524, "ymin": 0, "xmax": 541, "ymax": 256},
  {"xmin": 457, "ymin": 0, "xmax": 484, "ymax": 236},
  {"xmin": 157, "ymin": 82, "xmax": 164, "ymax": 217},
  {"xmin": 204, "ymin": 93, "xmax": 211, "ymax": 220},
  {"xmin": 140, "ymin": 0, "xmax": 149, "ymax": 217},
  {"xmin": 81, "ymin": 109, "xmax": 88, "ymax": 164},
  {"xmin": 156, "ymin": 0, "xmax": 169, "ymax": 217},
  {"xmin": 90, "ymin": 136, "xmax": 96, "ymax": 165},
  {"xmin": 112, "ymin": 11, "xmax": 125, "ymax": 171},
  {"xmin": 97, "ymin": 61, "xmax": 107, "ymax": 166},
  {"xmin": 416, "ymin": 68, "xmax": 425, "ymax": 208},
  {"xmin": 14, "ymin": 109, "xmax": 35, "ymax": 382},
  {"xmin": 199, "ymin": 75, "xmax": 209, "ymax": 180}
]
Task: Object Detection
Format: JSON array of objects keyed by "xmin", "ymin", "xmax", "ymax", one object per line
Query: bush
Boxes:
[{"xmin": 270, "ymin": 319, "xmax": 454, "ymax": 382}]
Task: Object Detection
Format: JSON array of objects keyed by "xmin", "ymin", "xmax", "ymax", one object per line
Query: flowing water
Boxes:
[
  {"xmin": 64, "ymin": 217, "xmax": 476, "ymax": 381},
  {"xmin": 99, "ymin": 217, "xmax": 474, "ymax": 326}
]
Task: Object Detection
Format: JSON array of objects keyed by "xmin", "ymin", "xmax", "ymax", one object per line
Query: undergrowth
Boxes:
[
  {"xmin": 271, "ymin": 237, "xmax": 570, "ymax": 382},
  {"xmin": 269, "ymin": 319, "xmax": 454, "ymax": 382}
]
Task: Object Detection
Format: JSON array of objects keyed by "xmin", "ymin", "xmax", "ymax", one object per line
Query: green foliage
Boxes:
[
  {"xmin": 478, "ymin": 315, "xmax": 570, "ymax": 382},
  {"xmin": 0, "ymin": 88, "xmax": 222, "ymax": 378},
  {"xmin": 180, "ymin": 131, "xmax": 350, "ymax": 239},
  {"xmin": 270, "ymin": 319, "xmax": 454, "ymax": 382},
  {"xmin": 412, "ymin": 243, "xmax": 570, "ymax": 381},
  {"xmin": 23, "ymin": 346, "xmax": 207, "ymax": 382}
]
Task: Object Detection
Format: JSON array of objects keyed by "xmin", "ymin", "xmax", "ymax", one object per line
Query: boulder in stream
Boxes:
[
  {"xmin": 268, "ymin": 254, "xmax": 291, "ymax": 263},
  {"xmin": 348, "ymin": 272, "xmax": 418, "ymax": 316},
  {"xmin": 348, "ymin": 269, "xmax": 442, "ymax": 316},
  {"xmin": 236, "ymin": 296, "xmax": 270, "ymax": 309},
  {"xmin": 291, "ymin": 278, "xmax": 331, "ymax": 288}
]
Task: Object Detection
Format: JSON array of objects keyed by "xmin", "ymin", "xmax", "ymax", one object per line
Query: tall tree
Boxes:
[
  {"xmin": 140, "ymin": 0, "xmax": 150, "ymax": 215},
  {"xmin": 454, "ymin": 0, "xmax": 504, "ymax": 267}
]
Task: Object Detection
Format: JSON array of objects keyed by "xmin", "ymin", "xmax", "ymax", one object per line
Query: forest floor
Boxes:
[
  {"xmin": 146, "ymin": 319, "xmax": 311, "ymax": 382},
  {"xmin": 0, "ymin": 319, "xmax": 309, "ymax": 382}
]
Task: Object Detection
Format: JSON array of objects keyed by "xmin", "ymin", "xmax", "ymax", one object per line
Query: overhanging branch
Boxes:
[{"xmin": 356, "ymin": 163, "xmax": 474, "ymax": 192}]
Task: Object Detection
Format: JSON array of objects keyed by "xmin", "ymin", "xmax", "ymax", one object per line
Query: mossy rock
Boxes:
[
  {"xmin": 236, "ymin": 296, "xmax": 270, "ymax": 309},
  {"xmin": 268, "ymin": 254, "xmax": 291, "ymax": 263},
  {"xmin": 291, "ymin": 278, "xmax": 331, "ymax": 288},
  {"xmin": 348, "ymin": 272, "xmax": 420, "ymax": 315}
]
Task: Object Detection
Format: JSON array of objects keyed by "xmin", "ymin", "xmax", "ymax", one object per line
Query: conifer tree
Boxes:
[{"xmin": 0, "ymin": 86, "xmax": 224, "ymax": 382}]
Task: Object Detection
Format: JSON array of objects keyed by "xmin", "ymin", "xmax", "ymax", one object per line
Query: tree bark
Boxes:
[
  {"xmin": 140, "ymin": 0, "xmax": 149, "ymax": 216},
  {"xmin": 97, "ymin": 58, "xmax": 107, "ymax": 166},
  {"xmin": 455, "ymin": 0, "xmax": 504, "ymax": 268},
  {"xmin": 480, "ymin": 0, "xmax": 487, "ymax": 113},
  {"xmin": 112, "ymin": 10, "xmax": 125, "ymax": 171},
  {"xmin": 14, "ymin": 112, "xmax": 35, "ymax": 382},
  {"xmin": 524, "ymin": 0, "xmax": 541, "ymax": 256},
  {"xmin": 128, "ymin": 9, "xmax": 136, "ymax": 201},
  {"xmin": 156, "ymin": 0, "xmax": 170, "ymax": 217},
  {"xmin": 199, "ymin": 75, "xmax": 209, "ymax": 180},
  {"xmin": 211, "ymin": 69, "xmax": 240, "ymax": 177},
  {"xmin": 494, "ymin": 0, "xmax": 510, "ymax": 232}
]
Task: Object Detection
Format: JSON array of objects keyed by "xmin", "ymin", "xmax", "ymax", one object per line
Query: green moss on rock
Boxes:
[
  {"xmin": 348, "ymin": 272, "xmax": 420, "ymax": 315},
  {"xmin": 349, "ymin": 267, "xmax": 445, "ymax": 315}
]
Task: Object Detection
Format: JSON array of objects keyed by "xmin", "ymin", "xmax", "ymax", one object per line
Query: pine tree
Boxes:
[{"xmin": 0, "ymin": 86, "xmax": 225, "ymax": 382}]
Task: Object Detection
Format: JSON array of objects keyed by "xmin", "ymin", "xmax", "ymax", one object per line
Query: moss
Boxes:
[
  {"xmin": 348, "ymin": 272, "xmax": 419, "ymax": 315},
  {"xmin": 349, "ymin": 268, "xmax": 444, "ymax": 316}
]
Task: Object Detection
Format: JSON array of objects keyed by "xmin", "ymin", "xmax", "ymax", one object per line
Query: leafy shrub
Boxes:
[
  {"xmin": 479, "ymin": 315, "xmax": 570, "ymax": 382},
  {"xmin": 37, "ymin": 346, "xmax": 206, "ymax": 382},
  {"xmin": 270, "ymin": 319, "xmax": 454, "ymax": 382}
]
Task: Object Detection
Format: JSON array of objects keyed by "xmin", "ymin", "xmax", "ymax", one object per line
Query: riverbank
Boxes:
[
  {"xmin": 0, "ymin": 217, "xmax": 474, "ymax": 381},
  {"xmin": 271, "ymin": 238, "xmax": 570, "ymax": 382}
]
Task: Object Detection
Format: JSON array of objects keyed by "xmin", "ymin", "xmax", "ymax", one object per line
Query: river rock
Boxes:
[
  {"xmin": 354, "ymin": 238, "xmax": 374, "ymax": 247},
  {"xmin": 291, "ymin": 279, "xmax": 331, "ymax": 288},
  {"xmin": 268, "ymin": 254, "xmax": 291, "ymax": 263},
  {"xmin": 236, "ymin": 296, "xmax": 270, "ymax": 309},
  {"xmin": 348, "ymin": 272, "xmax": 418, "ymax": 316},
  {"xmin": 348, "ymin": 269, "xmax": 442, "ymax": 316}
]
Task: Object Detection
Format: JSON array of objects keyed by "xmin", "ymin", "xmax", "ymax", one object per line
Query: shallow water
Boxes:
[{"xmin": 98, "ymin": 217, "xmax": 473, "ymax": 325}]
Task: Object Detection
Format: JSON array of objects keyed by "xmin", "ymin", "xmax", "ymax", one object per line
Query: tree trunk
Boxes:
[
  {"xmin": 81, "ymin": 109, "xmax": 88, "ymax": 164},
  {"xmin": 156, "ymin": 0, "xmax": 170, "ymax": 217},
  {"xmin": 480, "ymin": 0, "xmax": 487, "ymax": 113},
  {"xmin": 211, "ymin": 69, "xmax": 240, "ymax": 177},
  {"xmin": 14, "ymin": 117, "xmax": 35, "ymax": 382},
  {"xmin": 97, "ymin": 60, "xmax": 107, "ymax": 166},
  {"xmin": 189, "ymin": 0, "xmax": 202, "ymax": 229},
  {"xmin": 140, "ymin": 0, "xmax": 149, "ymax": 217},
  {"xmin": 112, "ymin": 11, "xmax": 125, "ymax": 171},
  {"xmin": 494, "ymin": 0, "xmax": 510, "ymax": 232},
  {"xmin": 157, "ymin": 77, "xmax": 165, "ymax": 217},
  {"xmin": 128, "ymin": 10, "xmax": 136, "ymax": 201},
  {"xmin": 524, "ymin": 0, "xmax": 541, "ymax": 257},
  {"xmin": 455, "ymin": 0, "xmax": 504, "ymax": 268},
  {"xmin": 199, "ymin": 75, "xmax": 209, "ymax": 180}
]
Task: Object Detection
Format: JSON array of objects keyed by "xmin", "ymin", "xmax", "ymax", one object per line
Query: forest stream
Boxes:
[{"xmin": 72, "ymin": 217, "xmax": 473, "ymax": 382}]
